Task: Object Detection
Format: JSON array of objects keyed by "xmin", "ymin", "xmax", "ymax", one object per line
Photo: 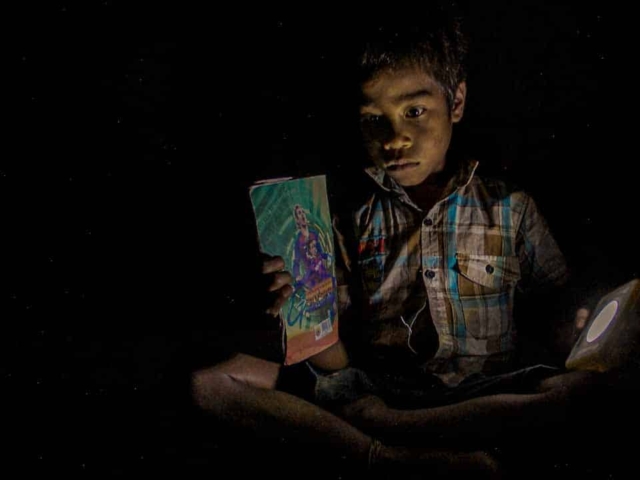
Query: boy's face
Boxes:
[
  {"xmin": 359, "ymin": 66, "xmax": 466, "ymax": 187},
  {"xmin": 294, "ymin": 206, "xmax": 308, "ymax": 227}
]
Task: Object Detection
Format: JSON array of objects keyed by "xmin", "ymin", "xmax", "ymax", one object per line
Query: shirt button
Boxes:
[
  {"xmin": 425, "ymin": 270, "xmax": 436, "ymax": 279},
  {"xmin": 485, "ymin": 264, "xmax": 495, "ymax": 274},
  {"xmin": 424, "ymin": 218, "xmax": 433, "ymax": 226}
]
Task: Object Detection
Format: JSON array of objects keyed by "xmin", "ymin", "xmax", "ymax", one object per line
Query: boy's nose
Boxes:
[
  {"xmin": 381, "ymin": 118, "xmax": 412, "ymax": 151},
  {"xmin": 383, "ymin": 131, "xmax": 412, "ymax": 151}
]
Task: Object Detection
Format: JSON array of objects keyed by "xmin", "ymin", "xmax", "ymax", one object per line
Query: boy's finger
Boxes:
[
  {"xmin": 265, "ymin": 284, "xmax": 294, "ymax": 316},
  {"xmin": 575, "ymin": 307, "xmax": 590, "ymax": 331},
  {"xmin": 267, "ymin": 271, "xmax": 293, "ymax": 292},
  {"xmin": 262, "ymin": 256, "xmax": 286, "ymax": 274}
]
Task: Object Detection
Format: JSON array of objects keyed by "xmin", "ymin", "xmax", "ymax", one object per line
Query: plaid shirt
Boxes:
[{"xmin": 337, "ymin": 160, "xmax": 569, "ymax": 386}]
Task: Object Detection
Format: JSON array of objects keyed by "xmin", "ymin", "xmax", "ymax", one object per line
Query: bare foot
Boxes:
[{"xmin": 376, "ymin": 446, "xmax": 503, "ymax": 479}]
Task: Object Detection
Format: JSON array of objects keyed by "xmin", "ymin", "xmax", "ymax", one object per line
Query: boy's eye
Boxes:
[
  {"xmin": 406, "ymin": 107, "xmax": 426, "ymax": 118},
  {"xmin": 361, "ymin": 114, "xmax": 382, "ymax": 125}
]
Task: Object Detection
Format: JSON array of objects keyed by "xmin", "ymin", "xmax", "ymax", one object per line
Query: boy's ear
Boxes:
[{"xmin": 451, "ymin": 82, "xmax": 467, "ymax": 123}]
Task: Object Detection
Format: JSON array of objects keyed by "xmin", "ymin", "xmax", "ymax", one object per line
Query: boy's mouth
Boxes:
[{"xmin": 386, "ymin": 161, "xmax": 419, "ymax": 171}]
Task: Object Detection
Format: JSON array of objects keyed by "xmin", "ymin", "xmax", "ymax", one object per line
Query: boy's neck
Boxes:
[{"xmin": 403, "ymin": 167, "xmax": 454, "ymax": 212}]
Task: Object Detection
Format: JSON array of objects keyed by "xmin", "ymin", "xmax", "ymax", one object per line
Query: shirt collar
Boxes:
[{"xmin": 364, "ymin": 158, "xmax": 480, "ymax": 203}]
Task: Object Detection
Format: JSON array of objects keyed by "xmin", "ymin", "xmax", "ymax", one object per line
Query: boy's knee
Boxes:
[
  {"xmin": 190, "ymin": 366, "xmax": 235, "ymax": 412},
  {"xmin": 535, "ymin": 370, "xmax": 603, "ymax": 402},
  {"xmin": 190, "ymin": 354, "xmax": 282, "ymax": 411}
]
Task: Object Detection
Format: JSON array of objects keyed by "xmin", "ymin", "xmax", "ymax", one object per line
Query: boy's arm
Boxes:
[
  {"xmin": 514, "ymin": 194, "xmax": 581, "ymax": 364},
  {"xmin": 515, "ymin": 284, "xmax": 582, "ymax": 364},
  {"xmin": 307, "ymin": 212, "xmax": 359, "ymax": 372},
  {"xmin": 307, "ymin": 339, "xmax": 349, "ymax": 371}
]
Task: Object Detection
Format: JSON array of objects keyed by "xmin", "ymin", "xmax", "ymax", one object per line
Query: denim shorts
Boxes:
[{"xmin": 278, "ymin": 362, "xmax": 560, "ymax": 410}]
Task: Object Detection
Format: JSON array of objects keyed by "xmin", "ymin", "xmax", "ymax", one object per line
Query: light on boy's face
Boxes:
[{"xmin": 359, "ymin": 67, "xmax": 466, "ymax": 187}]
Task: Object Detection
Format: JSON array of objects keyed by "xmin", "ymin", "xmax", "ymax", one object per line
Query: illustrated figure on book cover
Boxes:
[{"xmin": 291, "ymin": 203, "xmax": 336, "ymax": 326}]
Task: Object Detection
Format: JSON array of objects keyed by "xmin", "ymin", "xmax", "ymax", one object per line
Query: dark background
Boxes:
[{"xmin": 5, "ymin": 1, "xmax": 637, "ymax": 477}]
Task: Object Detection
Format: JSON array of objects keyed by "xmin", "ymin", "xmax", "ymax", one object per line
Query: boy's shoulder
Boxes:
[
  {"xmin": 328, "ymin": 167, "xmax": 381, "ymax": 213},
  {"xmin": 328, "ymin": 159, "xmax": 536, "ymax": 218},
  {"xmin": 464, "ymin": 162, "xmax": 532, "ymax": 209}
]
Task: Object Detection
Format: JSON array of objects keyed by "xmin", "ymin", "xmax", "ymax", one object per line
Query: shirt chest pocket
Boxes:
[
  {"xmin": 454, "ymin": 254, "xmax": 521, "ymax": 339},
  {"xmin": 456, "ymin": 254, "xmax": 520, "ymax": 295}
]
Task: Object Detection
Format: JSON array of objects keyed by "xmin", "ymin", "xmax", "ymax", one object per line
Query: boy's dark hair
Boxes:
[{"xmin": 356, "ymin": 8, "xmax": 469, "ymax": 112}]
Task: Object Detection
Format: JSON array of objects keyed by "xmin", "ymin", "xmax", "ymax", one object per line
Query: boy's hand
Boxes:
[
  {"xmin": 574, "ymin": 307, "xmax": 591, "ymax": 332},
  {"xmin": 261, "ymin": 255, "xmax": 294, "ymax": 317}
]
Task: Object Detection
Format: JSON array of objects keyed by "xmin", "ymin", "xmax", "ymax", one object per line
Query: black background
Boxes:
[{"xmin": 6, "ymin": 1, "xmax": 638, "ymax": 476}]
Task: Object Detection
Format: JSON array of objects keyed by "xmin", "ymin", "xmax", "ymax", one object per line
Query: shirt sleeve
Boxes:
[
  {"xmin": 516, "ymin": 194, "xmax": 570, "ymax": 295},
  {"xmin": 332, "ymin": 213, "xmax": 354, "ymax": 314}
]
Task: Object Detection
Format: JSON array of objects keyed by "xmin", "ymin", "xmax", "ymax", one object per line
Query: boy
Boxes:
[
  {"xmin": 304, "ymin": 18, "xmax": 577, "ymax": 401},
  {"xmin": 192, "ymin": 11, "xmax": 598, "ymax": 477}
]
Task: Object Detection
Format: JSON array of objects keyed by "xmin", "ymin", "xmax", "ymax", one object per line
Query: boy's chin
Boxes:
[
  {"xmin": 387, "ymin": 170, "xmax": 428, "ymax": 187},
  {"xmin": 395, "ymin": 178, "xmax": 427, "ymax": 187}
]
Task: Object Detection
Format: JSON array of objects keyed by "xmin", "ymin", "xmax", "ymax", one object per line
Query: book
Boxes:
[
  {"xmin": 566, "ymin": 278, "xmax": 640, "ymax": 372},
  {"xmin": 249, "ymin": 175, "xmax": 339, "ymax": 365}
]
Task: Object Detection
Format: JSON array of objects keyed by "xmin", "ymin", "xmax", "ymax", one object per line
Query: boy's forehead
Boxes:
[{"xmin": 360, "ymin": 67, "xmax": 442, "ymax": 106}]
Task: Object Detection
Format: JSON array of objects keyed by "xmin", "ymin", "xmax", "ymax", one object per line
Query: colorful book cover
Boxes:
[{"xmin": 249, "ymin": 175, "xmax": 339, "ymax": 365}]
